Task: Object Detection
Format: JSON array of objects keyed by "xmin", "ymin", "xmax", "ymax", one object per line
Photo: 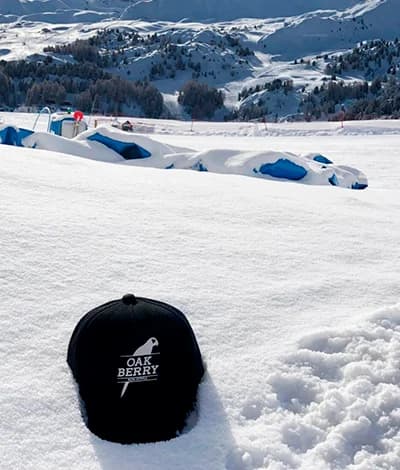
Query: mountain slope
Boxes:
[
  {"xmin": 121, "ymin": 0, "xmax": 360, "ymax": 22},
  {"xmin": 261, "ymin": 0, "xmax": 400, "ymax": 59},
  {"xmin": 1, "ymin": 0, "xmax": 400, "ymax": 121},
  {"xmin": 0, "ymin": 0, "xmax": 367, "ymax": 23},
  {"xmin": 0, "ymin": 0, "xmax": 127, "ymax": 23}
]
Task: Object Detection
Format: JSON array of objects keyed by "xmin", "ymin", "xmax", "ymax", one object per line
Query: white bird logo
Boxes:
[{"xmin": 120, "ymin": 337, "xmax": 159, "ymax": 398}]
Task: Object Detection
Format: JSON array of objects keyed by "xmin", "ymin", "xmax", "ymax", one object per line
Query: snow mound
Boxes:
[
  {"xmin": 21, "ymin": 126, "xmax": 368, "ymax": 190},
  {"xmin": 230, "ymin": 305, "xmax": 400, "ymax": 469}
]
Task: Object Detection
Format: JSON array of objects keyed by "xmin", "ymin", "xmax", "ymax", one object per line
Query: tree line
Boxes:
[
  {"xmin": 0, "ymin": 55, "xmax": 225, "ymax": 119},
  {"xmin": 0, "ymin": 58, "xmax": 164, "ymax": 117},
  {"xmin": 300, "ymin": 76, "xmax": 400, "ymax": 120},
  {"xmin": 325, "ymin": 38, "xmax": 400, "ymax": 78}
]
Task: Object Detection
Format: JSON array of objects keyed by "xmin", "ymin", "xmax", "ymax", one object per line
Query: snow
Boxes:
[
  {"xmin": 258, "ymin": 306, "xmax": 400, "ymax": 469},
  {"xmin": 1, "ymin": 114, "xmax": 400, "ymax": 469}
]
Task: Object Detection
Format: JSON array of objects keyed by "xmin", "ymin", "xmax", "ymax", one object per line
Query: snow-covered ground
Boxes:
[{"xmin": 1, "ymin": 115, "xmax": 400, "ymax": 469}]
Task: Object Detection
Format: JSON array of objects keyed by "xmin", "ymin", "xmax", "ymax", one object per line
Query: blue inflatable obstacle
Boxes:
[
  {"xmin": 0, "ymin": 126, "xmax": 33, "ymax": 146},
  {"xmin": 258, "ymin": 159, "xmax": 307, "ymax": 181},
  {"xmin": 87, "ymin": 132, "xmax": 151, "ymax": 160}
]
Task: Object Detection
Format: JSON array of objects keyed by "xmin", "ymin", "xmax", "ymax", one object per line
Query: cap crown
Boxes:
[{"xmin": 67, "ymin": 295, "xmax": 204, "ymax": 443}]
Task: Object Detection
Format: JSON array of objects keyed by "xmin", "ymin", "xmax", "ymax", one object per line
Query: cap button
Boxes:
[{"xmin": 122, "ymin": 293, "xmax": 137, "ymax": 305}]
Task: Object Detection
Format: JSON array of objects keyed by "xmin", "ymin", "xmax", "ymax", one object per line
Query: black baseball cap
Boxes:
[{"xmin": 67, "ymin": 294, "xmax": 204, "ymax": 444}]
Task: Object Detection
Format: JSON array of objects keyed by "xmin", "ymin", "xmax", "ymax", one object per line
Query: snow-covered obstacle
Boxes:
[
  {"xmin": 0, "ymin": 125, "xmax": 33, "ymax": 146},
  {"xmin": 14, "ymin": 124, "xmax": 368, "ymax": 189},
  {"xmin": 79, "ymin": 128, "xmax": 368, "ymax": 190},
  {"xmin": 23, "ymin": 126, "xmax": 189, "ymax": 163},
  {"xmin": 153, "ymin": 149, "xmax": 368, "ymax": 190}
]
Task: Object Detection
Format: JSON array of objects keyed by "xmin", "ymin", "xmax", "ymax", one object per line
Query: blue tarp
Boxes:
[
  {"xmin": 352, "ymin": 182, "xmax": 368, "ymax": 190},
  {"xmin": 0, "ymin": 126, "xmax": 34, "ymax": 146},
  {"xmin": 329, "ymin": 173, "xmax": 339, "ymax": 186},
  {"xmin": 313, "ymin": 154, "xmax": 333, "ymax": 165},
  {"xmin": 258, "ymin": 159, "xmax": 307, "ymax": 181},
  {"xmin": 192, "ymin": 160, "xmax": 208, "ymax": 172},
  {"xmin": 87, "ymin": 132, "xmax": 151, "ymax": 160}
]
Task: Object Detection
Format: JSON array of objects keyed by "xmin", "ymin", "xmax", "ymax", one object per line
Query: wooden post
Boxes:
[{"xmin": 262, "ymin": 116, "xmax": 267, "ymax": 131}]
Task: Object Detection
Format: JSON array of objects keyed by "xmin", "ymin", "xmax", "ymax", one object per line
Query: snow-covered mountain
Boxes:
[
  {"xmin": 120, "ymin": 0, "xmax": 361, "ymax": 22},
  {"xmin": 1, "ymin": 0, "xmax": 400, "ymax": 120},
  {"xmin": 261, "ymin": 0, "xmax": 400, "ymax": 59},
  {"xmin": 0, "ymin": 0, "xmax": 394, "ymax": 25},
  {"xmin": 0, "ymin": 0, "xmax": 366, "ymax": 23},
  {"xmin": 0, "ymin": 0, "xmax": 128, "ymax": 23}
]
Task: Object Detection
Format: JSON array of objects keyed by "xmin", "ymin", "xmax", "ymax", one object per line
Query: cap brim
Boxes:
[{"xmin": 83, "ymin": 399, "xmax": 188, "ymax": 444}]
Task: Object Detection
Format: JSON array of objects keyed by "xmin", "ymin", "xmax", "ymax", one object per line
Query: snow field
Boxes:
[{"xmin": 0, "ymin": 117, "xmax": 399, "ymax": 469}]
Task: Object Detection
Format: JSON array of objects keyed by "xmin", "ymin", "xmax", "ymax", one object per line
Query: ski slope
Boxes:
[{"xmin": 0, "ymin": 115, "xmax": 399, "ymax": 469}]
